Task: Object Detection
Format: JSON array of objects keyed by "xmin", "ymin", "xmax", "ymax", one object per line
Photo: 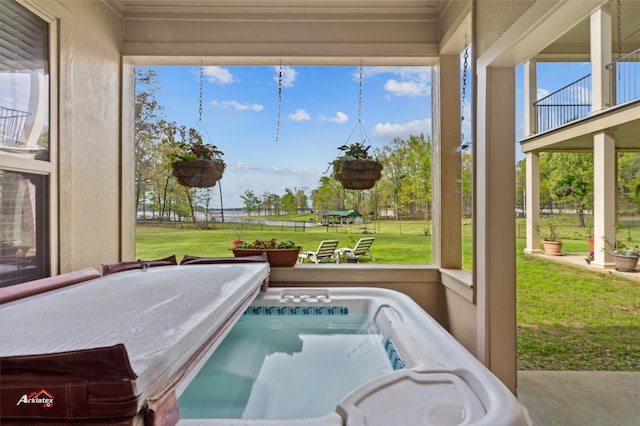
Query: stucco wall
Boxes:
[{"xmin": 58, "ymin": 1, "xmax": 123, "ymax": 273}]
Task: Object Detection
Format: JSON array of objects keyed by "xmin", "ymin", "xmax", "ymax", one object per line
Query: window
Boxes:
[{"xmin": 0, "ymin": 0, "xmax": 51, "ymax": 286}]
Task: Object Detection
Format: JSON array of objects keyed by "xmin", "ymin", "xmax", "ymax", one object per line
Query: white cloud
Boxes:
[
  {"xmin": 212, "ymin": 100, "xmax": 264, "ymax": 111},
  {"xmin": 537, "ymin": 88, "xmax": 550, "ymax": 101},
  {"xmin": 273, "ymin": 66, "xmax": 297, "ymax": 87},
  {"xmin": 356, "ymin": 66, "xmax": 431, "ymax": 97},
  {"xmin": 359, "ymin": 66, "xmax": 429, "ymax": 80},
  {"xmin": 231, "ymin": 162, "xmax": 316, "ymax": 177},
  {"xmin": 319, "ymin": 111, "xmax": 349, "ymax": 123},
  {"xmin": 372, "ymin": 118, "xmax": 431, "ymax": 141},
  {"xmin": 288, "ymin": 109, "xmax": 310, "ymax": 121},
  {"xmin": 203, "ymin": 66, "xmax": 234, "ymax": 84},
  {"xmin": 570, "ymin": 86, "xmax": 591, "ymax": 104},
  {"xmin": 384, "ymin": 79, "xmax": 427, "ymax": 97}
]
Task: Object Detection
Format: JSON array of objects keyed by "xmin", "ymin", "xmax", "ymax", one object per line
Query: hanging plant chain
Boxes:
[
  {"xmin": 275, "ymin": 63, "xmax": 283, "ymax": 142},
  {"xmin": 199, "ymin": 64, "xmax": 204, "ymax": 121},
  {"xmin": 460, "ymin": 39, "xmax": 469, "ymax": 149}
]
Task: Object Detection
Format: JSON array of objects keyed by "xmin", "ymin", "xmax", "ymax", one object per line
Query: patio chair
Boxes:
[
  {"xmin": 297, "ymin": 240, "xmax": 340, "ymax": 264},
  {"xmin": 336, "ymin": 237, "xmax": 375, "ymax": 262}
]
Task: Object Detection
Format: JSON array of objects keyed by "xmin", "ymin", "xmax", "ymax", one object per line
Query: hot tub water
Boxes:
[{"xmin": 178, "ymin": 307, "xmax": 397, "ymax": 420}]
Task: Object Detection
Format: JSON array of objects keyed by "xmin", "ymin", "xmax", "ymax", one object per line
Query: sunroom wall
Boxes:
[{"xmin": 53, "ymin": 0, "xmax": 124, "ymax": 272}]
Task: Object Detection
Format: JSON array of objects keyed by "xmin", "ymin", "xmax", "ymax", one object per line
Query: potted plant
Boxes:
[
  {"xmin": 232, "ymin": 239, "xmax": 301, "ymax": 267},
  {"xmin": 167, "ymin": 127, "xmax": 225, "ymax": 188},
  {"xmin": 330, "ymin": 142, "xmax": 383, "ymax": 190},
  {"xmin": 587, "ymin": 234, "xmax": 594, "ymax": 252},
  {"xmin": 231, "ymin": 225, "xmax": 245, "ymax": 249},
  {"xmin": 539, "ymin": 218, "xmax": 563, "ymax": 255},
  {"xmin": 604, "ymin": 239, "xmax": 639, "ymax": 272}
]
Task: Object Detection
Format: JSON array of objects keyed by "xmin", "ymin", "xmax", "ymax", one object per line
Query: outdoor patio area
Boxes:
[
  {"xmin": 518, "ymin": 371, "xmax": 640, "ymax": 426},
  {"xmin": 518, "ymin": 251, "xmax": 640, "ymax": 425},
  {"xmin": 531, "ymin": 251, "xmax": 640, "ymax": 283}
]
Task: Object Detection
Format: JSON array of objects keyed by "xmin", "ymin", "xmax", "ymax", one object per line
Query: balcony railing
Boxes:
[
  {"xmin": 0, "ymin": 105, "xmax": 29, "ymax": 146},
  {"xmin": 533, "ymin": 74, "xmax": 592, "ymax": 134},
  {"xmin": 606, "ymin": 47, "xmax": 640, "ymax": 107}
]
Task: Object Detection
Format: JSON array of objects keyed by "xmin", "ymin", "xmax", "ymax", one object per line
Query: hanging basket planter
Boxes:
[
  {"xmin": 172, "ymin": 159, "xmax": 225, "ymax": 188},
  {"xmin": 331, "ymin": 142, "xmax": 383, "ymax": 190},
  {"xmin": 335, "ymin": 159, "xmax": 383, "ymax": 190}
]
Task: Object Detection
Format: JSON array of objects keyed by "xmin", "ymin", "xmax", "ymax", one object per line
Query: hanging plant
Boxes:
[
  {"xmin": 168, "ymin": 127, "xmax": 225, "ymax": 188},
  {"xmin": 330, "ymin": 142, "xmax": 383, "ymax": 190},
  {"xmin": 328, "ymin": 64, "xmax": 382, "ymax": 190}
]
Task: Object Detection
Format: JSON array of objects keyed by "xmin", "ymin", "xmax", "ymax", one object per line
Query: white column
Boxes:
[
  {"xmin": 523, "ymin": 59, "xmax": 537, "ymax": 136},
  {"xmin": 591, "ymin": 4, "xmax": 612, "ymax": 111},
  {"xmin": 476, "ymin": 66, "xmax": 517, "ymax": 393},
  {"xmin": 524, "ymin": 152, "xmax": 542, "ymax": 254},
  {"xmin": 592, "ymin": 132, "xmax": 616, "ymax": 268},
  {"xmin": 432, "ymin": 55, "xmax": 463, "ymax": 269}
]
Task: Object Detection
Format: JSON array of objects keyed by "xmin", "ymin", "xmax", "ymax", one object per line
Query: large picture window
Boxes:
[{"xmin": 0, "ymin": 0, "xmax": 51, "ymax": 286}]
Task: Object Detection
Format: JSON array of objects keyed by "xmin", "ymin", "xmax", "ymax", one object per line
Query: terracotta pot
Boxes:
[
  {"xmin": 172, "ymin": 159, "xmax": 225, "ymax": 188},
  {"xmin": 542, "ymin": 240, "xmax": 563, "ymax": 256},
  {"xmin": 612, "ymin": 254, "xmax": 639, "ymax": 272},
  {"xmin": 587, "ymin": 237, "xmax": 594, "ymax": 252},
  {"xmin": 231, "ymin": 239, "xmax": 245, "ymax": 249},
  {"xmin": 232, "ymin": 248, "xmax": 301, "ymax": 267},
  {"xmin": 335, "ymin": 160, "xmax": 383, "ymax": 190}
]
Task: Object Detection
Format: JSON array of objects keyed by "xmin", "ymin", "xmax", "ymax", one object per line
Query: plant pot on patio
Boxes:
[
  {"xmin": 232, "ymin": 239, "xmax": 301, "ymax": 267},
  {"xmin": 542, "ymin": 240, "xmax": 563, "ymax": 256},
  {"xmin": 612, "ymin": 254, "xmax": 639, "ymax": 272},
  {"xmin": 232, "ymin": 248, "xmax": 301, "ymax": 267}
]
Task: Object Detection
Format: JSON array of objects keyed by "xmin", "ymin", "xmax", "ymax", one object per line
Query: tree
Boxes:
[
  {"xmin": 311, "ymin": 176, "xmax": 344, "ymax": 211},
  {"xmin": 134, "ymin": 69, "xmax": 165, "ymax": 218},
  {"xmin": 376, "ymin": 138, "xmax": 409, "ymax": 220},
  {"xmin": 404, "ymin": 134, "xmax": 432, "ymax": 219},
  {"xmin": 281, "ymin": 189, "xmax": 297, "ymax": 214},
  {"xmin": 294, "ymin": 187, "xmax": 308, "ymax": 213},
  {"xmin": 618, "ymin": 152, "xmax": 640, "ymax": 216},
  {"xmin": 515, "ymin": 158, "xmax": 526, "ymax": 217},
  {"xmin": 546, "ymin": 152, "xmax": 593, "ymax": 227},
  {"xmin": 261, "ymin": 192, "xmax": 282, "ymax": 216},
  {"xmin": 240, "ymin": 190, "xmax": 261, "ymax": 216}
]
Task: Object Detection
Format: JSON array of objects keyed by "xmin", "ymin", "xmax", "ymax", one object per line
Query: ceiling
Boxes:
[
  {"xmin": 105, "ymin": 0, "xmax": 447, "ymax": 21},
  {"xmin": 106, "ymin": 0, "xmax": 639, "ymax": 61},
  {"xmin": 538, "ymin": 0, "xmax": 640, "ymax": 61}
]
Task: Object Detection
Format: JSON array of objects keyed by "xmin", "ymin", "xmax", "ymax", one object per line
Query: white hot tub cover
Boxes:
[{"xmin": 0, "ymin": 263, "xmax": 270, "ymax": 423}]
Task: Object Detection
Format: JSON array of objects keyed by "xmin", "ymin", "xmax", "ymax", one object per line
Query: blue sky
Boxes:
[{"xmin": 143, "ymin": 62, "xmax": 587, "ymax": 208}]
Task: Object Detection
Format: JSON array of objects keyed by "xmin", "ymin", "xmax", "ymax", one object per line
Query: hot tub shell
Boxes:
[
  {"xmin": 184, "ymin": 287, "xmax": 530, "ymax": 426},
  {"xmin": 1, "ymin": 266, "xmax": 529, "ymax": 425}
]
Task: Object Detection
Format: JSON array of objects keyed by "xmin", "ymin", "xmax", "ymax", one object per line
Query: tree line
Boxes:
[{"xmin": 515, "ymin": 151, "xmax": 640, "ymax": 226}]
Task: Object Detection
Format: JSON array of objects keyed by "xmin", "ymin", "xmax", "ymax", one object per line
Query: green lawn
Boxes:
[{"xmin": 136, "ymin": 217, "xmax": 640, "ymax": 371}]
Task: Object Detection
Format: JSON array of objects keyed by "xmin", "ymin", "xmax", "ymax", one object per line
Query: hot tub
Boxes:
[
  {"xmin": 1, "ymin": 266, "xmax": 529, "ymax": 425},
  {"xmin": 176, "ymin": 287, "xmax": 530, "ymax": 426}
]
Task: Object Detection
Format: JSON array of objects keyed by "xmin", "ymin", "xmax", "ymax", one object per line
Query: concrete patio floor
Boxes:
[
  {"xmin": 531, "ymin": 251, "xmax": 640, "ymax": 282},
  {"xmin": 517, "ymin": 252, "xmax": 639, "ymax": 425},
  {"xmin": 517, "ymin": 371, "xmax": 640, "ymax": 426}
]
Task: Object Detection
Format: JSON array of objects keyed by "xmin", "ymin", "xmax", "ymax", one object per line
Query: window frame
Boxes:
[{"xmin": 0, "ymin": 0, "xmax": 59, "ymax": 280}]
